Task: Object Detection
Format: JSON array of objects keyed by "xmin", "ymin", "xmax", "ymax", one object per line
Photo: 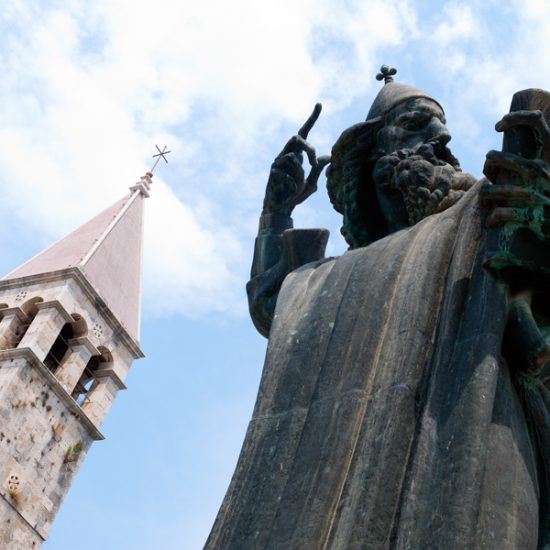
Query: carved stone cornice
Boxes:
[
  {"xmin": 94, "ymin": 368, "xmax": 127, "ymax": 390},
  {"xmin": 0, "ymin": 306, "xmax": 29, "ymax": 323},
  {"xmin": 36, "ymin": 300, "xmax": 74, "ymax": 323},
  {"xmin": 0, "ymin": 269, "xmax": 144, "ymax": 360},
  {"xmin": 67, "ymin": 336, "xmax": 100, "ymax": 357}
]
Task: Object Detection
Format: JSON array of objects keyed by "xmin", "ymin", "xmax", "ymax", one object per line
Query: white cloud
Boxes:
[
  {"xmin": 425, "ymin": 0, "xmax": 550, "ymax": 167},
  {"xmin": 0, "ymin": 0, "xmax": 419, "ymax": 319},
  {"xmin": 431, "ymin": 4, "xmax": 478, "ymax": 47},
  {"xmin": 311, "ymin": 0, "xmax": 418, "ymax": 110},
  {"xmin": 3, "ymin": 0, "xmax": 546, "ymax": 319},
  {"xmin": 143, "ymin": 180, "xmax": 243, "ymax": 317}
]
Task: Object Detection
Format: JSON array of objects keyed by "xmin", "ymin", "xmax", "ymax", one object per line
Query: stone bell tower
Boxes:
[{"xmin": 0, "ymin": 173, "xmax": 153, "ymax": 548}]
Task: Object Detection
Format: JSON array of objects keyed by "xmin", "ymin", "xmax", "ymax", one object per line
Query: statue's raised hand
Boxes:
[{"xmin": 263, "ymin": 103, "xmax": 331, "ymax": 216}]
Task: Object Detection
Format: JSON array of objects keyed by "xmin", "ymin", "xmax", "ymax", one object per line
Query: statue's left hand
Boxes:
[
  {"xmin": 481, "ymin": 109, "xmax": 550, "ymax": 230},
  {"xmin": 479, "ymin": 182, "xmax": 550, "ymax": 228}
]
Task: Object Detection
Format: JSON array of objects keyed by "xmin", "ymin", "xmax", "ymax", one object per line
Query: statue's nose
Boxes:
[{"xmin": 431, "ymin": 119, "xmax": 451, "ymax": 145}]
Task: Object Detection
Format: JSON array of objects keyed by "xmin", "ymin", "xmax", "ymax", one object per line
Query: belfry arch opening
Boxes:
[
  {"xmin": 43, "ymin": 313, "xmax": 88, "ymax": 373},
  {"xmin": 70, "ymin": 314, "xmax": 88, "ymax": 339},
  {"xmin": 0, "ymin": 296, "xmax": 43, "ymax": 351},
  {"xmin": 72, "ymin": 347, "xmax": 112, "ymax": 406},
  {"xmin": 20, "ymin": 297, "xmax": 43, "ymax": 319}
]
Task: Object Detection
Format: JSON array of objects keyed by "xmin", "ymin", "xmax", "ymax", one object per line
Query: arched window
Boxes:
[
  {"xmin": 72, "ymin": 347, "xmax": 112, "ymax": 406},
  {"xmin": 0, "ymin": 297, "xmax": 42, "ymax": 351},
  {"xmin": 43, "ymin": 313, "xmax": 88, "ymax": 374}
]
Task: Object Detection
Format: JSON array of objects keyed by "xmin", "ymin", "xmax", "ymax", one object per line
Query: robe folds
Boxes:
[{"xmin": 206, "ymin": 182, "xmax": 549, "ymax": 550}]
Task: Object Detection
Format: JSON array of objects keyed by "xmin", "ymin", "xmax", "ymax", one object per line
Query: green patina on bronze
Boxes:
[{"xmin": 484, "ymin": 88, "xmax": 550, "ymax": 276}]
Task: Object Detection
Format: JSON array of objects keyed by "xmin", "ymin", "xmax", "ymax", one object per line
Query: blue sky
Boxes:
[{"xmin": 0, "ymin": 0, "xmax": 548, "ymax": 548}]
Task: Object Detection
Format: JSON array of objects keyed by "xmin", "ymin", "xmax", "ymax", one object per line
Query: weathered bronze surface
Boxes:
[{"xmin": 206, "ymin": 68, "xmax": 550, "ymax": 549}]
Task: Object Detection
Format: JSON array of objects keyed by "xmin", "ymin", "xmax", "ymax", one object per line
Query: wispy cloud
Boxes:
[
  {"xmin": 0, "ymin": 0, "xmax": 419, "ymax": 318},
  {"xmin": 424, "ymin": 0, "xmax": 550, "ymax": 168},
  {"xmin": 1, "ymin": 0, "xmax": 547, "ymax": 317},
  {"xmin": 431, "ymin": 4, "xmax": 478, "ymax": 48}
]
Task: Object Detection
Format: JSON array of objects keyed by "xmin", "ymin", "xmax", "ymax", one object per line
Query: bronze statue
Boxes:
[{"xmin": 207, "ymin": 66, "xmax": 550, "ymax": 549}]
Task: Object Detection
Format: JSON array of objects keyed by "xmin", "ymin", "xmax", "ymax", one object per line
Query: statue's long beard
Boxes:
[{"xmin": 374, "ymin": 141, "xmax": 476, "ymax": 226}]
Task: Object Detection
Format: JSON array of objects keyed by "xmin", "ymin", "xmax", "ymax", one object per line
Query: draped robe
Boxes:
[{"xmin": 206, "ymin": 182, "xmax": 550, "ymax": 549}]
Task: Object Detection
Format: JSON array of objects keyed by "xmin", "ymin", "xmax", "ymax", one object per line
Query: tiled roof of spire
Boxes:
[{"xmin": 4, "ymin": 175, "xmax": 151, "ymax": 341}]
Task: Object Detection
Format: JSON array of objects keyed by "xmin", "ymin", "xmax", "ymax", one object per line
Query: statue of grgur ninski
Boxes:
[{"xmin": 206, "ymin": 66, "xmax": 550, "ymax": 550}]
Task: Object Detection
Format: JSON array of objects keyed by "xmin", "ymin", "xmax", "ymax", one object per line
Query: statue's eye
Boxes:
[
  {"xmin": 399, "ymin": 115, "xmax": 428, "ymax": 131},
  {"xmin": 403, "ymin": 120, "xmax": 420, "ymax": 131}
]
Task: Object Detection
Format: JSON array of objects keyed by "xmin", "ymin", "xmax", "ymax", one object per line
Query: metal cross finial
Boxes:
[
  {"xmin": 149, "ymin": 144, "xmax": 171, "ymax": 175},
  {"xmin": 376, "ymin": 65, "xmax": 397, "ymax": 84}
]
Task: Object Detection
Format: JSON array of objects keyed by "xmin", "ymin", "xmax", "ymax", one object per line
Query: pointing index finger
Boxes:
[{"xmin": 298, "ymin": 103, "xmax": 322, "ymax": 139}]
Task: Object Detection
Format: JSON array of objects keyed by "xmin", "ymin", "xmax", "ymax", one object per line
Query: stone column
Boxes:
[
  {"xmin": 81, "ymin": 370, "xmax": 126, "ymax": 427},
  {"xmin": 18, "ymin": 301, "xmax": 73, "ymax": 362},
  {"xmin": 0, "ymin": 307, "xmax": 27, "ymax": 350},
  {"xmin": 55, "ymin": 337, "xmax": 99, "ymax": 394}
]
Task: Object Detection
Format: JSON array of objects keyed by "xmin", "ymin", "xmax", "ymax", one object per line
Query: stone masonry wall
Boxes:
[
  {"xmin": 0, "ymin": 274, "xmax": 139, "ymax": 547},
  {"xmin": 0, "ymin": 356, "xmax": 93, "ymax": 548}
]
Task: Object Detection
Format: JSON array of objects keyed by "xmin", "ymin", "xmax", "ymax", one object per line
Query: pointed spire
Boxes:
[
  {"xmin": 3, "ymin": 144, "xmax": 173, "ymax": 342},
  {"xmin": 3, "ymin": 175, "xmax": 151, "ymax": 341}
]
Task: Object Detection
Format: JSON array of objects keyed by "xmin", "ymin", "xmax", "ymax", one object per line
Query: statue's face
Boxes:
[
  {"xmin": 376, "ymin": 98, "xmax": 450, "ymax": 156},
  {"xmin": 330, "ymin": 95, "xmax": 466, "ymax": 249},
  {"xmin": 372, "ymin": 98, "xmax": 462, "ymax": 234}
]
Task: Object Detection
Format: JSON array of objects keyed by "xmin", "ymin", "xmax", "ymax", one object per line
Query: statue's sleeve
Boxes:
[{"xmin": 246, "ymin": 212, "xmax": 329, "ymax": 337}]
